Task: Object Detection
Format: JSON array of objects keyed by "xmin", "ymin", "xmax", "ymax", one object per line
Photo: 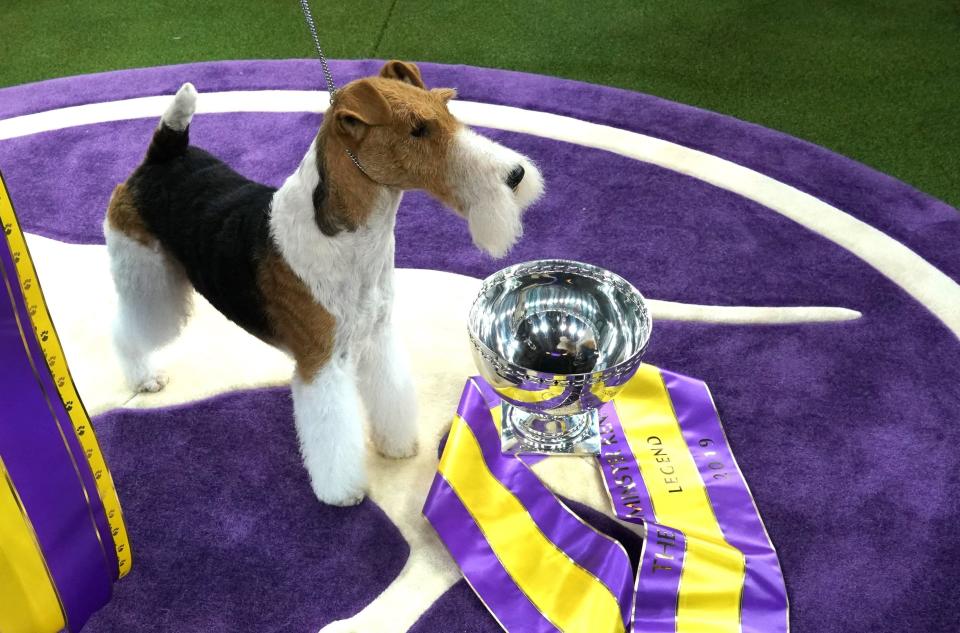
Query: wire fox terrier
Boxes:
[{"xmin": 103, "ymin": 60, "xmax": 544, "ymax": 506}]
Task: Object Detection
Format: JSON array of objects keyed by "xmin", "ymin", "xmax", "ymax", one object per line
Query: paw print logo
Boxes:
[
  {"xmin": 57, "ymin": 376, "xmax": 66, "ymax": 388},
  {"xmin": 64, "ymin": 400, "xmax": 74, "ymax": 412},
  {"xmin": 22, "ymin": 277, "xmax": 32, "ymax": 290},
  {"xmin": 76, "ymin": 423, "xmax": 85, "ymax": 435},
  {"xmin": 12, "ymin": 251, "xmax": 19, "ymax": 263},
  {"xmin": 28, "ymin": 304, "xmax": 37, "ymax": 316},
  {"xmin": 94, "ymin": 469, "xmax": 102, "ymax": 480},
  {"xmin": 85, "ymin": 447, "xmax": 94, "ymax": 459},
  {"xmin": 46, "ymin": 355, "xmax": 57, "ymax": 368},
  {"xmin": 3, "ymin": 223, "xmax": 11, "ymax": 236},
  {"xmin": 40, "ymin": 330, "xmax": 49, "ymax": 342}
]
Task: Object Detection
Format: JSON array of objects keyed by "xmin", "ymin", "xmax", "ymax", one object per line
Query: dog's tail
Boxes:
[{"xmin": 145, "ymin": 83, "xmax": 197, "ymax": 163}]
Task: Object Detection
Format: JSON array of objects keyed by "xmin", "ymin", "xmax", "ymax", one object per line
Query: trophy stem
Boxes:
[{"xmin": 499, "ymin": 402, "xmax": 601, "ymax": 455}]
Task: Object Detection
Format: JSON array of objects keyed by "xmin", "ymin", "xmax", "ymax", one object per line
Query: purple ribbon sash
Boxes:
[{"xmin": 424, "ymin": 371, "xmax": 788, "ymax": 632}]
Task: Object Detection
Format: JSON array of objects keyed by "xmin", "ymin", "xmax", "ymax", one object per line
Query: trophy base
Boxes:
[{"xmin": 499, "ymin": 403, "xmax": 601, "ymax": 455}]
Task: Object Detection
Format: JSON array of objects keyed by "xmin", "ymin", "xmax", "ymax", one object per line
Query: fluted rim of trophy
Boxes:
[{"xmin": 468, "ymin": 259, "xmax": 653, "ymax": 387}]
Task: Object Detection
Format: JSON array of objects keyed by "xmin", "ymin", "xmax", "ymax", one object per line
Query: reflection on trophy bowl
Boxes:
[{"xmin": 468, "ymin": 260, "xmax": 652, "ymax": 455}]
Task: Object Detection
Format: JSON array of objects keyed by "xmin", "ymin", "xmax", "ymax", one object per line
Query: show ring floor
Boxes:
[{"xmin": 0, "ymin": 60, "xmax": 957, "ymax": 632}]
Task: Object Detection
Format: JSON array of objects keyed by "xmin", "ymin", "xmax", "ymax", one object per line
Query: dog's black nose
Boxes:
[{"xmin": 505, "ymin": 164, "xmax": 525, "ymax": 190}]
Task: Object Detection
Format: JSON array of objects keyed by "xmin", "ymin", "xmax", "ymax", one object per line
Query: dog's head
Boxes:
[{"xmin": 327, "ymin": 60, "xmax": 544, "ymax": 257}]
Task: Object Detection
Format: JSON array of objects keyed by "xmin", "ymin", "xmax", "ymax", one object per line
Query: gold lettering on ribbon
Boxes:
[
  {"xmin": 600, "ymin": 416, "xmax": 648, "ymax": 519},
  {"xmin": 647, "ymin": 435, "xmax": 684, "ymax": 493}
]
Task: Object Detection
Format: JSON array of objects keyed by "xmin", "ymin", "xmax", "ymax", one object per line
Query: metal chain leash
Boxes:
[
  {"xmin": 299, "ymin": 0, "xmax": 338, "ymax": 104},
  {"xmin": 298, "ymin": 0, "xmax": 374, "ymax": 178}
]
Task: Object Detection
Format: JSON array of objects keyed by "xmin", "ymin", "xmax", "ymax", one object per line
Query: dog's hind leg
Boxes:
[{"xmin": 104, "ymin": 196, "xmax": 192, "ymax": 393}]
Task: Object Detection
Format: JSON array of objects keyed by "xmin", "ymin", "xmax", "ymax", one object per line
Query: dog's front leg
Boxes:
[
  {"xmin": 357, "ymin": 324, "xmax": 419, "ymax": 459},
  {"xmin": 292, "ymin": 358, "xmax": 368, "ymax": 506}
]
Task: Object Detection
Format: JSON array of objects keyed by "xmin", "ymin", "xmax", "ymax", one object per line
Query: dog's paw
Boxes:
[
  {"xmin": 371, "ymin": 409, "xmax": 419, "ymax": 459},
  {"xmin": 376, "ymin": 436, "xmax": 419, "ymax": 460},
  {"xmin": 336, "ymin": 494, "xmax": 366, "ymax": 507},
  {"xmin": 310, "ymin": 472, "xmax": 367, "ymax": 507},
  {"xmin": 317, "ymin": 488, "xmax": 367, "ymax": 507},
  {"xmin": 137, "ymin": 374, "xmax": 169, "ymax": 393}
]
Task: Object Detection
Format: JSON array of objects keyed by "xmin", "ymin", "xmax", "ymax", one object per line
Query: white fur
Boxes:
[
  {"xmin": 161, "ymin": 83, "xmax": 197, "ymax": 131},
  {"xmin": 104, "ymin": 222, "xmax": 192, "ymax": 392},
  {"xmin": 293, "ymin": 359, "xmax": 368, "ymax": 506},
  {"xmin": 269, "ymin": 142, "xmax": 400, "ymax": 342},
  {"xmin": 357, "ymin": 326, "xmax": 419, "ymax": 459},
  {"xmin": 448, "ymin": 128, "xmax": 545, "ymax": 257},
  {"xmin": 269, "ymin": 141, "xmax": 418, "ymax": 505},
  {"xmin": 266, "ymin": 126, "xmax": 543, "ymax": 505}
]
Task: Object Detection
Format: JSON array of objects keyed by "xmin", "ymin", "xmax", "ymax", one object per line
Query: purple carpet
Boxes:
[{"xmin": 1, "ymin": 60, "xmax": 958, "ymax": 632}]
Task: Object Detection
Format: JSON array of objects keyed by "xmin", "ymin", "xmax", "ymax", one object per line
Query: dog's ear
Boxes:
[
  {"xmin": 432, "ymin": 88, "xmax": 457, "ymax": 103},
  {"xmin": 334, "ymin": 79, "xmax": 391, "ymax": 144},
  {"xmin": 379, "ymin": 60, "xmax": 426, "ymax": 89}
]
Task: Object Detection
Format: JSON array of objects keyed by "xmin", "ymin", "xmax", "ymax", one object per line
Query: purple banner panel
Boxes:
[
  {"xmin": 0, "ymin": 221, "xmax": 114, "ymax": 629},
  {"xmin": 663, "ymin": 369, "xmax": 789, "ymax": 633}
]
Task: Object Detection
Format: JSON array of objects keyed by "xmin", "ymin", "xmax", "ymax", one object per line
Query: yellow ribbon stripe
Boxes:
[
  {"xmin": 617, "ymin": 365, "xmax": 745, "ymax": 633},
  {"xmin": 0, "ymin": 175, "xmax": 132, "ymax": 578},
  {"xmin": 0, "ymin": 457, "xmax": 66, "ymax": 633},
  {"xmin": 499, "ymin": 382, "xmax": 567, "ymax": 405},
  {"xmin": 440, "ymin": 416, "xmax": 625, "ymax": 633}
]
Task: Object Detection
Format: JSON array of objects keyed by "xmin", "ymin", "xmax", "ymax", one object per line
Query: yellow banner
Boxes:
[{"xmin": 0, "ymin": 456, "xmax": 66, "ymax": 632}]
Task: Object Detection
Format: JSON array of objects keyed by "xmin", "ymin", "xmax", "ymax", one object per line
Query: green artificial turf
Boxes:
[{"xmin": 2, "ymin": 0, "xmax": 958, "ymax": 208}]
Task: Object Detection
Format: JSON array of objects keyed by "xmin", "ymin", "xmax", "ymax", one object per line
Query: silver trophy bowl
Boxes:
[{"xmin": 468, "ymin": 260, "xmax": 652, "ymax": 455}]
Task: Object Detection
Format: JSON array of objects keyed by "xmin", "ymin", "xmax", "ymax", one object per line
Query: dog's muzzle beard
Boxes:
[{"xmin": 446, "ymin": 128, "xmax": 545, "ymax": 258}]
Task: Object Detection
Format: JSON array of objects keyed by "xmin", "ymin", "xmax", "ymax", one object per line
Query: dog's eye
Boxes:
[{"xmin": 410, "ymin": 122, "xmax": 428, "ymax": 138}]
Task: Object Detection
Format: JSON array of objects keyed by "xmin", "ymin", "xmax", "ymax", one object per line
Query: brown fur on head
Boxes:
[
  {"xmin": 323, "ymin": 62, "xmax": 460, "ymax": 194},
  {"xmin": 316, "ymin": 60, "xmax": 545, "ymax": 257}
]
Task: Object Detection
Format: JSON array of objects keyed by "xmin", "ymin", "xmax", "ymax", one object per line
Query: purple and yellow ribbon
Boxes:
[
  {"xmin": 424, "ymin": 366, "xmax": 788, "ymax": 632},
  {"xmin": 0, "ymin": 172, "xmax": 130, "ymax": 631}
]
